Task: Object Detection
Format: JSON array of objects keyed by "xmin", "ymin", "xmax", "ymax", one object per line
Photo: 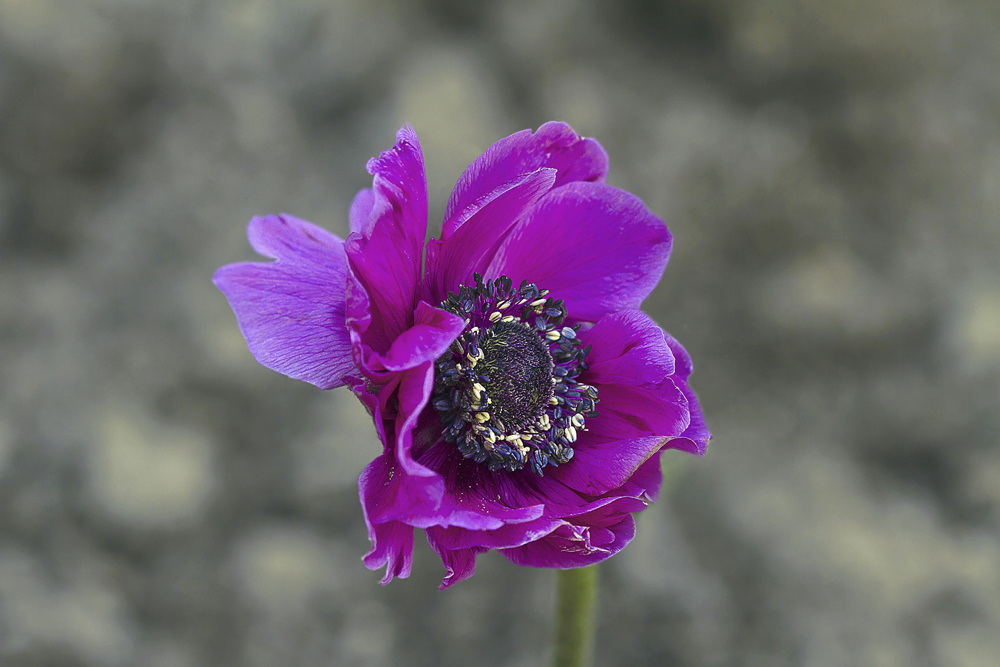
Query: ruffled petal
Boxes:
[
  {"xmin": 486, "ymin": 182, "xmax": 672, "ymax": 323},
  {"xmin": 379, "ymin": 302, "xmax": 466, "ymax": 373},
  {"xmin": 426, "ymin": 517, "xmax": 562, "ymax": 552},
  {"xmin": 663, "ymin": 332, "xmax": 711, "ymax": 455},
  {"xmin": 501, "ymin": 513, "xmax": 636, "ymax": 569},
  {"xmin": 359, "ymin": 455, "xmax": 415, "ymax": 584},
  {"xmin": 425, "ymin": 535, "xmax": 488, "ymax": 589},
  {"xmin": 618, "ymin": 455, "xmax": 665, "ymax": 504},
  {"xmin": 424, "ymin": 167, "xmax": 556, "ymax": 304},
  {"xmin": 443, "ymin": 121, "xmax": 609, "ymax": 235},
  {"xmin": 345, "ymin": 126, "xmax": 428, "ymax": 354},
  {"xmin": 213, "ymin": 214, "xmax": 354, "ymax": 389}
]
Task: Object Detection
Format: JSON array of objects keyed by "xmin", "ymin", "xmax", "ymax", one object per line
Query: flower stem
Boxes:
[{"xmin": 552, "ymin": 565, "xmax": 599, "ymax": 667}]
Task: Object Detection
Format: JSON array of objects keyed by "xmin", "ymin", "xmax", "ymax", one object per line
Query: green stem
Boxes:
[{"xmin": 551, "ymin": 566, "xmax": 599, "ymax": 667}]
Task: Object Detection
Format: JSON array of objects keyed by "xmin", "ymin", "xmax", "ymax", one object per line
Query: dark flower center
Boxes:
[
  {"xmin": 476, "ymin": 320, "xmax": 554, "ymax": 432},
  {"xmin": 431, "ymin": 274, "xmax": 600, "ymax": 476}
]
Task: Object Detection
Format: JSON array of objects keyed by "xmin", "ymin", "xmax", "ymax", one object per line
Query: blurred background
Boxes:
[{"xmin": 1, "ymin": 0, "xmax": 999, "ymax": 665}]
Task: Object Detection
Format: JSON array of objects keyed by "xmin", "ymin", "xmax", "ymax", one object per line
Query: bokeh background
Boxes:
[{"xmin": 2, "ymin": 0, "xmax": 999, "ymax": 665}]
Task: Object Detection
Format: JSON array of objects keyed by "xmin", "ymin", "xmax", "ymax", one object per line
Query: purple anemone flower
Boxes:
[{"xmin": 214, "ymin": 123, "xmax": 710, "ymax": 588}]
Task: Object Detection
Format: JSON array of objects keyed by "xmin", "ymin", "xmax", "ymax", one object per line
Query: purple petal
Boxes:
[
  {"xmin": 349, "ymin": 188, "xmax": 375, "ymax": 234},
  {"xmin": 411, "ymin": 443, "xmax": 647, "ymax": 527},
  {"xmin": 363, "ymin": 521, "xmax": 415, "ymax": 584},
  {"xmin": 345, "ymin": 126, "xmax": 427, "ymax": 354},
  {"xmin": 424, "ymin": 167, "xmax": 557, "ymax": 304},
  {"xmin": 426, "ymin": 517, "xmax": 562, "ymax": 551},
  {"xmin": 379, "ymin": 302, "xmax": 466, "ymax": 373},
  {"xmin": 662, "ymin": 330, "xmax": 694, "ymax": 381},
  {"xmin": 357, "ymin": 368, "xmax": 444, "ymax": 528},
  {"xmin": 350, "ymin": 296, "xmax": 464, "ymax": 386},
  {"xmin": 392, "ymin": 363, "xmax": 447, "ymax": 482},
  {"xmin": 486, "ymin": 182, "xmax": 672, "ymax": 323},
  {"xmin": 550, "ymin": 436, "xmax": 670, "ymax": 496},
  {"xmin": 618, "ymin": 455, "xmax": 665, "ymax": 503},
  {"xmin": 358, "ymin": 453, "xmax": 431, "ymax": 584},
  {"xmin": 500, "ymin": 514, "xmax": 636, "ymax": 569},
  {"xmin": 663, "ymin": 332, "xmax": 711, "ymax": 455},
  {"xmin": 545, "ymin": 311, "xmax": 697, "ymax": 494},
  {"xmin": 584, "ymin": 380, "xmax": 689, "ymax": 442},
  {"xmin": 425, "ymin": 535, "xmax": 487, "ymax": 589},
  {"xmin": 390, "ymin": 441, "xmax": 546, "ymax": 530},
  {"xmin": 579, "ymin": 310, "xmax": 675, "ymax": 388},
  {"xmin": 213, "ymin": 214, "xmax": 354, "ymax": 389},
  {"xmin": 444, "ymin": 121, "xmax": 608, "ymax": 231}
]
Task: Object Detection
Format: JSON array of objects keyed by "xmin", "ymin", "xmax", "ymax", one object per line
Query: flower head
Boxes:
[{"xmin": 214, "ymin": 123, "xmax": 710, "ymax": 588}]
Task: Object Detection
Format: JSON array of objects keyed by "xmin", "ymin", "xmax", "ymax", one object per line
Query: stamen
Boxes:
[{"xmin": 431, "ymin": 273, "xmax": 599, "ymax": 475}]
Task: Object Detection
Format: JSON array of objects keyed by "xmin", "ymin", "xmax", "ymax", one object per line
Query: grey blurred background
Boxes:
[{"xmin": 1, "ymin": 0, "xmax": 999, "ymax": 665}]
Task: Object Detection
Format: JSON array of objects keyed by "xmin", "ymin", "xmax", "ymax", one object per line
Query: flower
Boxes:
[{"xmin": 214, "ymin": 123, "xmax": 710, "ymax": 588}]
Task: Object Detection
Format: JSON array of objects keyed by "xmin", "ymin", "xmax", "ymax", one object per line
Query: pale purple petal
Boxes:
[
  {"xmin": 349, "ymin": 188, "xmax": 375, "ymax": 234},
  {"xmin": 213, "ymin": 214, "xmax": 354, "ymax": 389},
  {"xmin": 444, "ymin": 121, "xmax": 609, "ymax": 231},
  {"xmin": 486, "ymin": 182, "xmax": 672, "ymax": 323}
]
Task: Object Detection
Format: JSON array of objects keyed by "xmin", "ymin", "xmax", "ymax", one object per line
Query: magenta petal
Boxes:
[
  {"xmin": 486, "ymin": 182, "xmax": 672, "ymax": 323},
  {"xmin": 360, "ymin": 455, "xmax": 417, "ymax": 584},
  {"xmin": 360, "ymin": 450, "xmax": 441, "ymax": 543},
  {"xmin": 393, "ymin": 363, "xmax": 445, "ymax": 481},
  {"xmin": 663, "ymin": 332, "xmax": 711, "ymax": 455},
  {"xmin": 390, "ymin": 443, "xmax": 546, "ymax": 530},
  {"xmin": 425, "ymin": 167, "xmax": 557, "ymax": 304},
  {"xmin": 550, "ymin": 436, "xmax": 669, "ymax": 496},
  {"xmin": 379, "ymin": 302, "xmax": 466, "ymax": 373},
  {"xmin": 345, "ymin": 126, "xmax": 428, "ymax": 353},
  {"xmin": 619, "ymin": 455, "xmax": 666, "ymax": 503},
  {"xmin": 662, "ymin": 330, "xmax": 694, "ymax": 381},
  {"xmin": 426, "ymin": 517, "xmax": 562, "ymax": 551},
  {"xmin": 586, "ymin": 381, "xmax": 690, "ymax": 441},
  {"xmin": 579, "ymin": 310, "xmax": 675, "ymax": 387},
  {"xmin": 500, "ymin": 514, "xmax": 636, "ymax": 569},
  {"xmin": 425, "ymin": 534, "xmax": 487, "ymax": 589},
  {"xmin": 443, "ymin": 121, "xmax": 608, "ymax": 231},
  {"xmin": 362, "ymin": 519, "xmax": 415, "ymax": 584},
  {"xmin": 213, "ymin": 214, "xmax": 354, "ymax": 389}
]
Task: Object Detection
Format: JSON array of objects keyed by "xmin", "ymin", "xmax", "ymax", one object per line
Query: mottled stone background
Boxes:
[{"xmin": 1, "ymin": 0, "xmax": 999, "ymax": 665}]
